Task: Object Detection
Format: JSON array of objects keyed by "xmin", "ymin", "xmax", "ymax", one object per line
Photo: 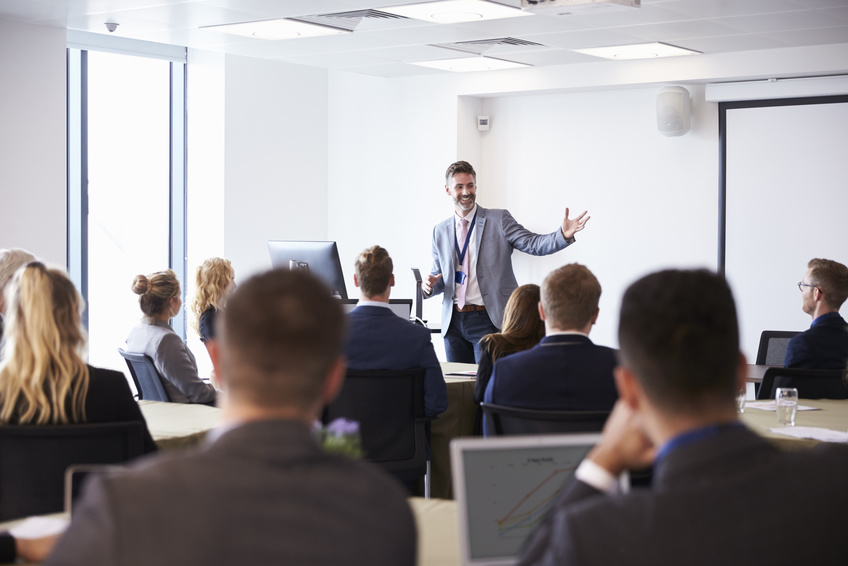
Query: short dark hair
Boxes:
[
  {"xmin": 808, "ymin": 258, "xmax": 848, "ymax": 310},
  {"xmin": 354, "ymin": 246, "xmax": 393, "ymax": 298},
  {"xmin": 618, "ymin": 269, "xmax": 739, "ymax": 413},
  {"xmin": 445, "ymin": 161, "xmax": 476, "ymax": 184},
  {"xmin": 220, "ymin": 269, "xmax": 345, "ymax": 409},
  {"xmin": 541, "ymin": 264, "xmax": 601, "ymax": 330}
]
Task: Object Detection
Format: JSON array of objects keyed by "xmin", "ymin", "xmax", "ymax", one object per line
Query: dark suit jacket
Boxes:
[
  {"xmin": 344, "ymin": 305, "xmax": 448, "ymax": 417},
  {"xmin": 518, "ymin": 426, "xmax": 848, "ymax": 565},
  {"xmin": 784, "ymin": 313, "xmax": 848, "ymax": 369},
  {"xmin": 484, "ymin": 334, "xmax": 618, "ymax": 411},
  {"xmin": 83, "ymin": 366, "xmax": 158, "ymax": 454},
  {"xmin": 45, "ymin": 420, "xmax": 417, "ymax": 566}
]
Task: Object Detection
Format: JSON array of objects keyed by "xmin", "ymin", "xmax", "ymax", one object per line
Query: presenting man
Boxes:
[
  {"xmin": 517, "ymin": 269, "xmax": 848, "ymax": 565},
  {"xmin": 345, "ymin": 245, "xmax": 447, "ymax": 418},
  {"xmin": 483, "ymin": 264, "xmax": 617, "ymax": 431},
  {"xmin": 46, "ymin": 270, "xmax": 416, "ymax": 566},
  {"xmin": 423, "ymin": 161, "xmax": 589, "ymax": 363},
  {"xmin": 785, "ymin": 257, "xmax": 848, "ymax": 369}
]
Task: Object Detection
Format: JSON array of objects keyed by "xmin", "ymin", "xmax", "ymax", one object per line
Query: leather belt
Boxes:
[{"xmin": 455, "ymin": 304, "xmax": 486, "ymax": 312}]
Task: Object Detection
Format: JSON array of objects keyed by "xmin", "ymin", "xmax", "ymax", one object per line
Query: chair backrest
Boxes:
[
  {"xmin": 0, "ymin": 422, "xmax": 145, "ymax": 521},
  {"xmin": 481, "ymin": 403, "xmax": 611, "ymax": 436},
  {"xmin": 118, "ymin": 348, "xmax": 171, "ymax": 402},
  {"xmin": 756, "ymin": 331, "xmax": 800, "ymax": 366},
  {"xmin": 322, "ymin": 368, "xmax": 427, "ymax": 481},
  {"xmin": 757, "ymin": 367, "xmax": 848, "ymax": 400}
]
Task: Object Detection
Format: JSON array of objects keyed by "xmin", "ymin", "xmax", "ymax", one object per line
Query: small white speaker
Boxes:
[
  {"xmin": 656, "ymin": 86, "xmax": 690, "ymax": 137},
  {"xmin": 477, "ymin": 116, "xmax": 490, "ymax": 131}
]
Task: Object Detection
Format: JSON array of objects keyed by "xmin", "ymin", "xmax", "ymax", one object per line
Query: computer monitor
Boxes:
[
  {"xmin": 339, "ymin": 299, "xmax": 413, "ymax": 321},
  {"xmin": 267, "ymin": 240, "xmax": 348, "ymax": 299}
]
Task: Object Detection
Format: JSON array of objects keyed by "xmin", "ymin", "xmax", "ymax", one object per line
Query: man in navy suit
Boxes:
[
  {"xmin": 785, "ymin": 257, "xmax": 848, "ymax": 369},
  {"xmin": 422, "ymin": 161, "xmax": 590, "ymax": 364},
  {"xmin": 345, "ymin": 246, "xmax": 447, "ymax": 418},
  {"xmin": 483, "ymin": 263, "xmax": 617, "ymax": 432}
]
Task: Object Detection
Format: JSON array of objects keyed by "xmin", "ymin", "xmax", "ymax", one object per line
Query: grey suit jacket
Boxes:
[
  {"xmin": 428, "ymin": 206, "xmax": 570, "ymax": 334},
  {"xmin": 518, "ymin": 425, "xmax": 848, "ymax": 565},
  {"xmin": 46, "ymin": 420, "xmax": 417, "ymax": 566},
  {"xmin": 125, "ymin": 319, "xmax": 216, "ymax": 404}
]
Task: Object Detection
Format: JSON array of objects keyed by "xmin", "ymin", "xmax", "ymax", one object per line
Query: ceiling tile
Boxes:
[
  {"xmin": 622, "ymin": 19, "xmax": 748, "ymax": 40},
  {"xmin": 656, "ymin": 0, "xmax": 808, "ymax": 19},
  {"xmin": 671, "ymin": 33, "xmax": 791, "ymax": 54},
  {"xmin": 715, "ymin": 9, "xmax": 848, "ymax": 33},
  {"xmin": 763, "ymin": 25, "xmax": 848, "ymax": 45},
  {"xmin": 531, "ymin": 28, "xmax": 656, "ymax": 49}
]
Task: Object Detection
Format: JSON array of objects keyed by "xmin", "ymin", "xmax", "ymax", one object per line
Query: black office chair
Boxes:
[
  {"xmin": 118, "ymin": 348, "xmax": 171, "ymax": 402},
  {"xmin": 322, "ymin": 368, "xmax": 431, "ymax": 497},
  {"xmin": 757, "ymin": 367, "xmax": 848, "ymax": 400},
  {"xmin": 755, "ymin": 331, "xmax": 800, "ymax": 366},
  {"xmin": 480, "ymin": 403, "xmax": 611, "ymax": 435},
  {"xmin": 0, "ymin": 422, "xmax": 145, "ymax": 521}
]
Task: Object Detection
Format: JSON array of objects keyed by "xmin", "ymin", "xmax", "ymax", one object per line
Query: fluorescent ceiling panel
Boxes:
[
  {"xmin": 574, "ymin": 42, "xmax": 700, "ymax": 60},
  {"xmin": 382, "ymin": 1, "xmax": 531, "ymax": 23},
  {"xmin": 203, "ymin": 19, "xmax": 347, "ymax": 40},
  {"xmin": 411, "ymin": 56, "xmax": 530, "ymax": 71}
]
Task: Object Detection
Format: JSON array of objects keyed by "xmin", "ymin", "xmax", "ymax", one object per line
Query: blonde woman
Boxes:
[
  {"xmin": 189, "ymin": 257, "xmax": 235, "ymax": 347},
  {"xmin": 0, "ymin": 262, "xmax": 156, "ymax": 450},
  {"xmin": 126, "ymin": 270, "xmax": 216, "ymax": 405}
]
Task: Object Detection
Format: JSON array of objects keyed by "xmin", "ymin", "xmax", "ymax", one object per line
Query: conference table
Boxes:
[{"xmin": 139, "ymin": 400, "xmax": 222, "ymax": 451}]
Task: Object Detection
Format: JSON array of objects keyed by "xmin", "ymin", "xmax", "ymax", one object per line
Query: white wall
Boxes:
[{"xmin": 0, "ymin": 19, "xmax": 66, "ymax": 265}]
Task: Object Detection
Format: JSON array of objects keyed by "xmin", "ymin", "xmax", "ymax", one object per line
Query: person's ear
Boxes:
[
  {"xmin": 590, "ymin": 307, "xmax": 600, "ymax": 326},
  {"xmin": 538, "ymin": 301, "xmax": 546, "ymax": 321},
  {"xmin": 390, "ymin": 274, "xmax": 395, "ymax": 288},
  {"xmin": 353, "ymin": 274, "xmax": 360, "ymax": 288},
  {"xmin": 614, "ymin": 366, "xmax": 642, "ymax": 411},
  {"xmin": 321, "ymin": 357, "xmax": 347, "ymax": 405}
]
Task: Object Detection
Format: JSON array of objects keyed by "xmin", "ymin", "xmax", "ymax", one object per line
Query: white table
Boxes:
[{"xmin": 139, "ymin": 400, "xmax": 222, "ymax": 451}]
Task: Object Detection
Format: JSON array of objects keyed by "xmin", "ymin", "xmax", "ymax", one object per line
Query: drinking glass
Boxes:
[
  {"xmin": 776, "ymin": 387, "xmax": 798, "ymax": 426},
  {"xmin": 736, "ymin": 389, "xmax": 747, "ymax": 413}
]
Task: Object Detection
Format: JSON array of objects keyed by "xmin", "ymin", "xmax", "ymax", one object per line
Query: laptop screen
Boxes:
[
  {"xmin": 450, "ymin": 434, "xmax": 603, "ymax": 566},
  {"xmin": 339, "ymin": 299, "xmax": 413, "ymax": 321}
]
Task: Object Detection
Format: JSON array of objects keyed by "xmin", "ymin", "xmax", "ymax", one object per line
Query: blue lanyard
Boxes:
[{"xmin": 454, "ymin": 211, "xmax": 478, "ymax": 268}]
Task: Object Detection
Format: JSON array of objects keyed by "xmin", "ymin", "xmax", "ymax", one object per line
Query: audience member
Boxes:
[
  {"xmin": 126, "ymin": 270, "xmax": 216, "ymax": 404},
  {"xmin": 46, "ymin": 269, "xmax": 416, "ymax": 566},
  {"xmin": 483, "ymin": 264, "xmax": 617, "ymax": 431},
  {"xmin": 188, "ymin": 257, "xmax": 235, "ymax": 348},
  {"xmin": 0, "ymin": 248, "xmax": 36, "ymax": 341},
  {"xmin": 344, "ymin": 245, "xmax": 447, "ymax": 418},
  {"xmin": 473, "ymin": 284, "xmax": 544, "ymax": 433},
  {"xmin": 518, "ymin": 269, "xmax": 848, "ymax": 565},
  {"xmin": 785, "ymin": 257, "xmax": 848, "ymax": 369}
]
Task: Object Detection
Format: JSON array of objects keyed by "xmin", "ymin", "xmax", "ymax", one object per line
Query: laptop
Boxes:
[
  {"xmin": 451, "ymin": 434, "xmax": 620, "ymax": 566},
  {"xmin": 339, "ymin": 298, "xmax": 413, "ymax": 321}
]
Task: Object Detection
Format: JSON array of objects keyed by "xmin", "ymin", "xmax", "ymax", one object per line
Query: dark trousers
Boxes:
[{"xmin": 444, "ymin": 309, "xmax": 498, "ymax": 364}]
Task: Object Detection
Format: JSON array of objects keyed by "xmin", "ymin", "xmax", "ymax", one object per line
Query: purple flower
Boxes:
[{"xmin": 325, "ymin": 418, "xmax": 360, "ymax": 438}]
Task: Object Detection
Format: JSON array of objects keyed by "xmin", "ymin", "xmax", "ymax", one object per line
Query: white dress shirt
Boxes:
[{"xmin": 454, "ymin": 204, "xmax": 483, "ymax": 306}]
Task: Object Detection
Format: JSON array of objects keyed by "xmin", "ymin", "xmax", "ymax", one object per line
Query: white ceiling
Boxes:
[{"xmin": 2, "ymin": 0, "xmax": 847, "ymax": 78}]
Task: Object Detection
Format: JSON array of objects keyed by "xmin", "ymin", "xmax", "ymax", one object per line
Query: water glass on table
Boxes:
[
  {"xmin": 775, "ymin": 387, "xmax": 798, "ymax": 426},
  {"xmin": 735, "ymin": 389, "xmax": 746, "ymax": 413}
]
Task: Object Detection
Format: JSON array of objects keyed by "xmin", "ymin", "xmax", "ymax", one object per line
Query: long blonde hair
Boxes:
[
  {"xmin": 189, "ymin": 258, "xmax": 233, "ymax": 336},
  {"xmin": 0, "ymin": 263, "xmax": 90, "ymax": 424}
]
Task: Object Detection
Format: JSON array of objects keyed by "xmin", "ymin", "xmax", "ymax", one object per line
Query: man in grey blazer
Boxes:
[
  {"xmin": 423, "ymin": 161, "xmax": 589, "ymax": 363},
  {"xmin": 46, "ymin": 269, "xmax": 417, "ymax": 566},
  {"xmin": 517, "ymin": 269, "xmax": 848, "ymax": 566}
]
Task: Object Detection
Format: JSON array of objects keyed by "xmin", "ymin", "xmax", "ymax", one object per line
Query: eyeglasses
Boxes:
[{"xmin": 797, "ymin": 282, "xmax": 817, "ymax": 292}]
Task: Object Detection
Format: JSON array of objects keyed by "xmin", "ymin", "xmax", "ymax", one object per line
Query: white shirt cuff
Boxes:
[{"xmin": 575, "ymin": 459, "xmax": 620, "ymax": 495}]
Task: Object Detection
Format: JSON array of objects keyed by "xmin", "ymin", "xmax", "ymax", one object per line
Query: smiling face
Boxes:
[{"xmin": 446, "ymin": 172, "xmax": 477, "ymax": 217}]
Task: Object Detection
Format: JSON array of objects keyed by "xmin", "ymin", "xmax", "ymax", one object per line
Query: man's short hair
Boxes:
[
  {"xmin": 618, "ymin": 269, "xmax": 739, "ymax": 414},
  {"xmin": 541, "ymin": 264, "xmax": 601, "ymax": 330},
  {"xmin": 808, "ymin": 258, "xmax": 848, "ymax": 310},
  {"xmin": 445, "ymin": 161, "xmax": 476, "ymax": 184},
  {"xmin": 220, "ymin": 269, "xmax": 345, "ymax": 409},
  {"xmin": 355, "ymin": 246, "xmax": 393, "ymax": 298}
]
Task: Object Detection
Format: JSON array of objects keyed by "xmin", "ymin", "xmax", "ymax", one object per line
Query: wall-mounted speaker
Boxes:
[{"xmin": 656, "ymin": 86, "xmax": 691, "ymax": 137}]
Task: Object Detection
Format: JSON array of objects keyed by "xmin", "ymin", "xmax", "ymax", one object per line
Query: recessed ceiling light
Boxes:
[
  {"xmin": 202, "ymin": 19, "xmax": 348, "ymax": 40},
  {"xmin": 383, "ymin": 1, "xmax": 531, "ymax": 23},
  {"xmin": 411, "ymin": 56, "xmax": 530, "ymax": 72},
  {"xmin": 574, "ymin": 42, "xmax": 700, "ymax": 60}
]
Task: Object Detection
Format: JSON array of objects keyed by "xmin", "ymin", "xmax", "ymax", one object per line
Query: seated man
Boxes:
[
  {"xmin": 344, "ymin": 245, "xmax": 447, "ymax": 418},
  {"xmin": 518, "ymin": 269, "xmax": 848, "ymax": 565},
  {"xmin": 483, "ymin": 264, "xmax": 617, "ymax": 423},
  {"xmin": 785, "ymin": 257, "xmax": 848, "ymax": 369},
  {"xmin": 46, "ymin": 269, "xmax": 416, "ymax": 566}
]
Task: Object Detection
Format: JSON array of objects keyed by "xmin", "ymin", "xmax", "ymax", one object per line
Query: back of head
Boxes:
[
  {"xmin": 132, "ymin": 270, "xmax": 180, "ymax": 318},
  {"xmin": 485, "ymin": 284, "xmax": 544, "ymax": 360},
  {"xmin": 0, "ymin": 262, "xmax": 89, "ymax": 424},
  {"xmin": 541, "ymin": 263, "xmax": 601, "ymax": 331},
  {"xmin": 220, "ymin": 269, "xmax": 345, "ymax": 412},
  {"xmin": 808, "ymin": 258, "xmax": 848, "ymax": 310},
  {"xmin": 0, "ymin": 248, "xmax": 36, "ymax": 312},
  {"xmin": 445, "ymin": 160, "xmax": 476, "ymax": 184},
  {"xmin": 618, "ymin": 269, "xmax": 739, "ymax": 414},
  {"xmin": 354, "ymin": 246, "xmax": 393, "ymax": 299},
  {"xmin": 189, "ymin": 257, "xmax": 233, "ymax": 334}
]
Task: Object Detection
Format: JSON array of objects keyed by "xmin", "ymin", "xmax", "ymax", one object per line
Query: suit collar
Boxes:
[
  {"xmin": 350, "ymin": 305, "xmax": 395, "ymax": 317},
  {"xmin": 539, "ymin": 334, "xmax": 593, "ymax": 346},
  {"xmin": 811, "ymin": 312, "xmax": 846, "ymax": 328},
  {"xmin": 207, "ymin": 419, "xmax": 322, "ymax": 462}
]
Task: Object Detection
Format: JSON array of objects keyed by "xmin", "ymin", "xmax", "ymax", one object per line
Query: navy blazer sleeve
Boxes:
[{"xmin": 419, "ymin": 330, "xmax": 448, "ymax": 417}]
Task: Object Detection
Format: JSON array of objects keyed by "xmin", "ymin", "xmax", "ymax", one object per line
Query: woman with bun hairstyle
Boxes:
[
  {"xmin": 0, "ymin": 262, "xmax": 156, "ymax": 451},
  {"xmin": 126, "ymin": 270, "xmax": 216, "ymax": 405},
  {"xmin": 188, "ymin": 257, "xmax": 235, "ymax": 349}
]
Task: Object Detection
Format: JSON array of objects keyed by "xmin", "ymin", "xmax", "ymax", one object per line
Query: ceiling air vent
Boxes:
[
  {"xmin": 434, "ymin": 38, "xmax": 547, "ymax": 56},
  {"xmin": 293, "ymin": 9, "xmax": 409, "ymax": 32}
]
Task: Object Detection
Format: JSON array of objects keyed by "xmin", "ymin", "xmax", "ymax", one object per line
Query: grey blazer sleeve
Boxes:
[
  {"xmin": 427, "ymin": 224, "xmax": 447, "ymax": 298},
  {"xmin": 500, "ymin": 210, "xmax": 570, "ymax": 256},
  {"xmin": 45, "ymin": 478, "xmax": 116, "ymax": 566},
  {"xmin": 154, "ymin": 332, "xmax": 216, "ymax": 404}
]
